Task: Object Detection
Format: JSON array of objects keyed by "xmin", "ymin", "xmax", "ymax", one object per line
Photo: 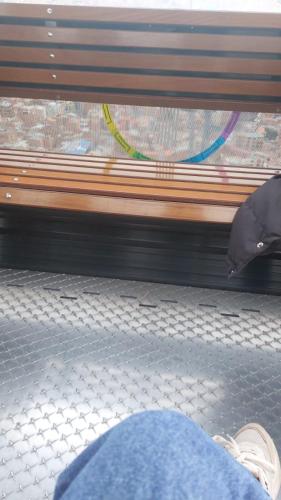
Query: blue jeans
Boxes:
[{"xmin": 54, "ymin": 410, "xmax": 268, "ymax": 500}]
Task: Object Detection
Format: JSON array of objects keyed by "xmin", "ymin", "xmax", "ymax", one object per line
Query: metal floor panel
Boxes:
[{"xmin": 0, "ymin": 269, "xmax": 280, "ymax": 499}]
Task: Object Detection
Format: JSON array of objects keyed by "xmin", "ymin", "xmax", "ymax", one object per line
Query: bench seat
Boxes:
[{"xmin": 0, "ymin": 150, "xmax": 275, "ymax": 224}]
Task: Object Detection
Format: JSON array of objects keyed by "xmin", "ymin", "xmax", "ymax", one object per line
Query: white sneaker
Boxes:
[{"xmin": 213, "ymin": 423, "xmax": 281, "ymax": 499}]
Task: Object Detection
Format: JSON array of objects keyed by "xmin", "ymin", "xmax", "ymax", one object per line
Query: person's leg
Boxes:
[{"xmin": 54, "ymin": 410, "xmax": 270, "ymax": 500}]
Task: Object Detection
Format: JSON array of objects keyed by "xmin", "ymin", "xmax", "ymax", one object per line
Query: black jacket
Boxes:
[{"xmin": 227, "ymin": 175, "xmax": 281, "ymax": 277}]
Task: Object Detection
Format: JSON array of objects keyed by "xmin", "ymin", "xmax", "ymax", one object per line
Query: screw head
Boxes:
[
  {"xmin": 47, "ymin": 7, "xmax": 53, "ymax": 14},
  {"xmin": 21, "ymin": 170, "xmax": 27, "ymax": 173},
  {"xmin": 257, "ymin": 242, "xmax": 264, "ymax": 249},
  {"xmin": 50, "ymin": 53, "xmax": 55, "ymax": 59},
  {"xmin": 13, "ymin": 177, "xmax": 19, "ymax": 181},
  {"xmin": 52, "ymin": 74, "xmax": 57, "ymax": 79},
  {"xmin": 48, "ymin": 32, "xmax": 53, "ymax": 37},
  {"xmin": 5, "ymin": 193, "xmax": 12, "ymax": 199}
]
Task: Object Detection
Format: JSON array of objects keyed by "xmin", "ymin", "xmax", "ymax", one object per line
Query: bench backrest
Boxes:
[{"xmin": 0, "ymin": 3, "xmax": 280, "ymax": 113}]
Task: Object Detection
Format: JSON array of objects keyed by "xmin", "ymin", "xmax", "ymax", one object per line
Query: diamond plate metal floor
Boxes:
[{"xmin": 0, "ymin": 269, "xmax": 280, "ymax": 499}]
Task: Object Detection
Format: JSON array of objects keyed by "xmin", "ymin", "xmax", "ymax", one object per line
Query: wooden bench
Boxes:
[
  {"xmin": 0, "ymin": 4, "xmax": 280, "ymax": 224},
  {"xmin": 0, "ymin": 149, "xmax": 276, "ymax": 224}
]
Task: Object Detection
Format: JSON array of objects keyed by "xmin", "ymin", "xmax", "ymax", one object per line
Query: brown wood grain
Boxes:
[
  {"xmin": 0, "ymin": 6, "xmax": 280, "ymax": 114},
  {"xmin": 1, "ymin": 47, "xmax": 280, "ymax": 76},
  {"xmin": 0, "ymin": 172, "xmax": 248, "ymax": 204},
  {"xmin": 0, "ymin": 85, "xmax": 278, "ymax": 113},
  {"xmin": 0, "ymin": 186, "xmax": 238, "ymax": 223},
  {"xmin": 1, "ymin": 25, "xmax": 280, "ymax": 53},
  {"xmin": 0, "ymin": 151, "xmax": 258, "ymax": 223},
  {"xmin": 0, "ymin": 4, "xmax": 279, "ymax": 29},
  {"xmin": 0, "ymin": 156, "xmax": 273, "ymax": 186},
  {"xmin": 0, "ymin": 165, "xmax": 258, "ymax": 195},
  {"xmin": 0, "ymin": 150, "xmax": 277, "ymax": 176},
  {"xmin": 0, "ymin": 151, "xmax": 274, "ymax": 177},
  {"xmin": 1, "ymin": 67, "xmax": 280, "ymax": 97}
]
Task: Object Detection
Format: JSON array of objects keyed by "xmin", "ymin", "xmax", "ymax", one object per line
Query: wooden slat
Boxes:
[
  {"xmin": 0, "ymin": 49, "xmax": 276, "ymax": 77},
  {"xmin": 0, "ymin": 151, "xmax": 262, "ymax": 223},
  {"xmin": 0, "ymin": 160, "xmax": 264, "ymax": 185},
  {"xmin": 0, "ymin": 26, "xmax": 280, "ymax": 53},
  {"xmin": 0, "ymin": 7, "xmax": 280, "ymax": 112},
  {"xmin": 0, "ymin": 154, "xmax": 274, "ymax": 183},
  {"xmin": 0, "ymin": 162, "xmax": 268, "ymax": 186},
  {"xmin": 0, "ymin": 165, "xmax": 258, "ymax": 196},
  {"xmin": 0, "ymin": 186, "xmax": 238, "ymax": 223},
  {"xmin": 0, "ymin": 85, "xmax": 278, "ymax": 113},
  {"xmin": 0, "ymin": 162, "xmax": 272, "ymax": 186},
  {"xmin": 0, "ymin": 4, "xmax": 280, "ymax": 29},
  {"xmin": 0, "ymin": 173, "xmax": 247, "ymax": 204},
  {"xmin": 0, "ymin": 150, "xmax": 277, "ymax": 176},
  {"xmin": 1, "ymin": 67, "xmax": 280, "ymax": 97},
  {"xmin": 1, "ymin": 47, "xmax": 280, "ymax": 76}
]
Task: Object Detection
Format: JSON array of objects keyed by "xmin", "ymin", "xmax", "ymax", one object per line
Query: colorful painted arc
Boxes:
[{"xmin": 102, "ymin": 104, "xmax": 240, "ymax": 163}]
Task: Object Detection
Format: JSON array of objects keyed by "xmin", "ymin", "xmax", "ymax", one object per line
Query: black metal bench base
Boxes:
[{"xmin": 0, "ymin": 206, "xmax": 280, "ymax": 295}]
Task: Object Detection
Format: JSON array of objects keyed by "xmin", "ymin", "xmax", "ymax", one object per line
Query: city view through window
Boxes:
[{"xmin": 0, "ymin": 99, "xmax": 280, "ymax": 169}]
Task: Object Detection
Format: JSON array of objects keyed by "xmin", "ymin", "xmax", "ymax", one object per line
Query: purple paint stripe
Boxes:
[
  {"xmin": 222, "ymin": 111, "xmax": 240, "ymax": 140},
  {"xmin": 223, "ymin": 112, "xmax": 239, "ymax": 137}
]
